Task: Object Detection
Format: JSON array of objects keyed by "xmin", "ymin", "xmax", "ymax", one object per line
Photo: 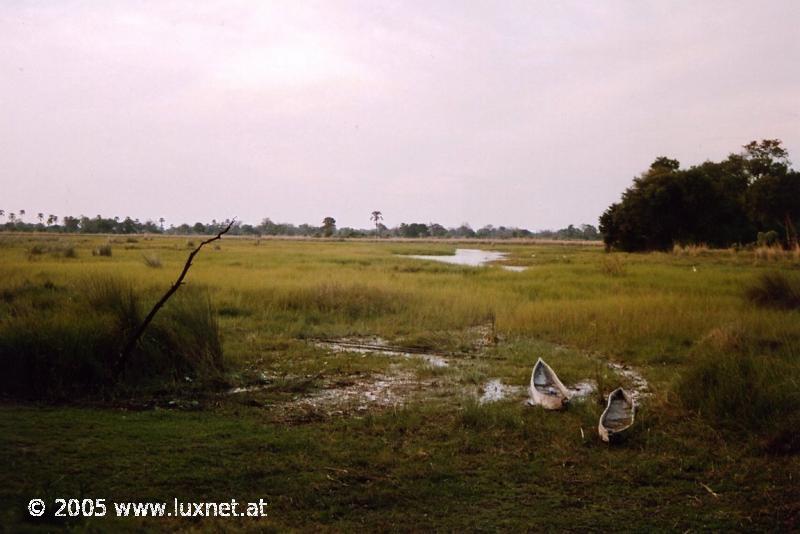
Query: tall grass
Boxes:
[
  {"xmin": 0, "ymin": 276, "xmax": 224, "ymax": 398},
  {"xmin": 746, "ymin": 271, "xmax": 800, "ymax": 310},
  {"xmin": 142, "ymin": 253, "xmax": 162, "ymax": 268},
  {"xmin": 677, "ymin": 349, "xmax": 800, "ymax": 448},
  {"xmin": 92, "ymin": 244, "xmax": 112, "ymax": 256}
]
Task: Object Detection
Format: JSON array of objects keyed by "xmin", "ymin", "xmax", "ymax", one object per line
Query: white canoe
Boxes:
[
  {"xmin": 598, "ymin": 387, "xmax": 635, "ymax": 442},
  {"xmin": 528, "ymin": 358, "xmax": 570, "ymax": 410}
]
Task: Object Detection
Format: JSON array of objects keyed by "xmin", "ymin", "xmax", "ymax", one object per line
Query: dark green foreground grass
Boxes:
[{"xmin": 1, "ymin": 401, "xmax": 797, "ymax": 532}]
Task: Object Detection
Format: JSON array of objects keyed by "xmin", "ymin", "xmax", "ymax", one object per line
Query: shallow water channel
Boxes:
[{"xmin": 404, "ymin": 249, "xmax": 526, "ymax": 271}]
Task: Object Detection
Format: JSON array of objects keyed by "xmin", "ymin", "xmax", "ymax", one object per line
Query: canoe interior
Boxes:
[
  {"xmin": 602, "ymin": 391, "xmax": 634, "ymax": 431},
  {"xmin": 533, "ymin": 363, "xmax": 562, "ymax": 397}
]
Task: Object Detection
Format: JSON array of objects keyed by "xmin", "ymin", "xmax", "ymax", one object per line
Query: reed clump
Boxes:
[
  {"xmin": 0, "ymin": 277, "xmax": 224, "ymax": 399},
  {"xmin": 745, "ymin": 271, "xmax": 800, "ymax": 310},
  {"xmin": 92, "ymin": 243, "xmax": 112, "ymax": 257},
  {"xmin": 142, "ymin": 253, "xmax": 162, "ymax": 268}
]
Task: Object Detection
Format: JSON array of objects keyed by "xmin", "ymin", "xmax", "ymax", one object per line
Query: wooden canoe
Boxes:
[
  {"xmin": 598, "ymin": 387, "xmax": 635, "ymax": 442},
  {"xmin": 528, "ymin": 358, "xmax": 571, "ymax": 410}
]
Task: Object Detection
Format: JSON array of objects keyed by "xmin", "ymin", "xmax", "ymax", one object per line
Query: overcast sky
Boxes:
[{"xmin": 1, "ymin": 1, "xmax": 798, "ymax": 230}]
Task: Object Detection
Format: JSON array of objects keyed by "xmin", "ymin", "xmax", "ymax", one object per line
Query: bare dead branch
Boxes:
[{"xmin": 115, "ymin": 219, "xmax": 235, "ymax": 378}]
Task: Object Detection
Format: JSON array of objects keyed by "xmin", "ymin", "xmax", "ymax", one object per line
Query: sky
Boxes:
[{"xmin": 1, "ymin": 1, "xmax": 798, "ymax": 230}]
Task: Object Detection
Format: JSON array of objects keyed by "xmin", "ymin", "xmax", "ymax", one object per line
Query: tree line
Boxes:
[
  {"xmin": 600, "ymin": 139, "xmax": 800, "ymax": 251},
  {"xmin": 0, "ymin": 211, "xmax": 599, "ymax": 241}
]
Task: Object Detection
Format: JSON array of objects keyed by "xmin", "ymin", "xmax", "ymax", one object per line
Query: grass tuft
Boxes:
[
  {"xmin": 142, "ymin": 253, "xmax": 162, "ymax": 268},
  {"xmin": 745, "ymin": 271, "xmax": 800, "ymax": 310},
  {"xmin": 92, "ymin": 244, "xmax": 112, "ymax": 257}
]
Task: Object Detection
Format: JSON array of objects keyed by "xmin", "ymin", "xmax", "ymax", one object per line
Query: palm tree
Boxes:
[
  {"xmin": 47, "ymin": 214, "xmax": 56, "ymax": 226},
  {"xmin": 18, "ymin": 209, "xmax": 25, "ymax": 222},
  {"xmin": 0, "ymin": 210, "xmax": 4, "ymax": 222},
  {"xmin": 159, "ymin": 217, "xmax": 165, "ymax": 232},
  {"xmin": 8, "ymin": 212, "xmax": 16, "ymax": 223},
  {"xmin": 370, "ymin": 211, "xmax": 383, "ymax": 237},
  {"xmin": 37, "ymin": 213, "xmax": 44, "ymax": 225}
]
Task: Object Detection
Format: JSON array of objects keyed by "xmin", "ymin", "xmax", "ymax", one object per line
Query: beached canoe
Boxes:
[
  {"xmin": 598, "ymin": 387, "xmax": 635, "ymax": 442},
  {"xmin": 528, "ymin": 358, "xmax": 571, "ymax": 410}
]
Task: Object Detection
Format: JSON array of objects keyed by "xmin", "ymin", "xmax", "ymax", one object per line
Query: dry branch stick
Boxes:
[{"xmin": 114, "ymin": 219, "xmax": 235, "ymax": 378}]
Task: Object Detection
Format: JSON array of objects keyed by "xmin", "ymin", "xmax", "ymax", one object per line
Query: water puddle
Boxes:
[
  {"xmin": 479, "ymin": 379, "xmax": 523, "ymax": 404},
  {"xmin": 404, "ymin": 249, "xmax": 526, "ymax": 272},
  {"xmin": 567, "ymin": 380, "xmax": 597, "ymax": 400},
  {"xmin": 313, "ymin": 337, "xmax": 449, "ymax": 367},
  {"xmin": 607, "ymin": 362, "xmax": 650, "ymax": 401}
]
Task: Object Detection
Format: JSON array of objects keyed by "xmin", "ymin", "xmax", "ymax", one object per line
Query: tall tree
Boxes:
[
  {"xmin": 322, "ymin": 217, "xmax": 336, "ymax": 237},
  {"xmin": 370, "ymin": 211, "xmax": 383, "ymax": 236}
]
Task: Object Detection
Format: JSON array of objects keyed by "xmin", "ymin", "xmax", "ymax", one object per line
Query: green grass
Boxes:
[
  {"xmin": 0, "ymin": 274, "xmax": 224, "ymax": 399},
  {"xmin": 1, "ymin": 233, "xmax": 799, "ymax": 530}
]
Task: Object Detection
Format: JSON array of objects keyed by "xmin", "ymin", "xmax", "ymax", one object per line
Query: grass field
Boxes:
[{"xmin": 1, "ymin": 233, "xmax": 799, "ymax": 531}]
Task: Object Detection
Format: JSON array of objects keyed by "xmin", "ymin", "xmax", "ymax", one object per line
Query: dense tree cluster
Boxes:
[{"xmin": 599, "ymin": 140, "xmax": 800, "ymax": 251}]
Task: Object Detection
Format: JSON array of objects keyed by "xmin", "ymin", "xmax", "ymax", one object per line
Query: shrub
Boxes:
[
  {"xmin": 142, "ymin": 254, "xmax": 162, "ymax": 268},
  {"xmin": 27, "ymin": 245, "xmax": 46, "ymax": 258},
  {"xmin": 60, "ymin": 245, "xmax": 77, "ymax": 258},
  {"xmin": 745, "ymin": 271, "xmax": 800, "ymax": 310}
]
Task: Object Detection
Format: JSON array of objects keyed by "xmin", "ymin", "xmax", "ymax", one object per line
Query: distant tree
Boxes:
[
  {"xmin": 398, "ymin": 222, "xmax": 429, "ymax": 238},
  {"xmin": 46, "ymin": 214, "xmax": 57, "ymax": 226},
  {"xmin": 37, "ymin": 213, "xmax": 44, "ymax": 225},
  {"xmin": 580, "ymin": 224, "xmax": 599, "ymax": 240},
  {"xmin": 0, "ymin": 210, "xmax": 4, "ymax": 221},
  {"xmin": 452, "ymin": 223, "xmax": 476, "ymax": 238},
  {"xmin": 8, "ymin": 212, "xmax": 16, "ymax": 224},
  {"xmin": 322, "ymin": 217, "xmax": 336, "ymax": 237},
  {"xmin": 18, "ymin": 209, "xmax": 25, "ymax": 222},
  {"xmin": 370, "ymin": 211, "xmax": 383, "ymax": 236},
  {"xmin": 62, "ymin": 216, "xmax": 80, "ymax": 232},
  {"xmin": 428, "ymin": 223, "xmax": 448, "ymax": 237},
  {"xmin": 159, "ymin": 217, "xmax": 165, "ymax": 232}
]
